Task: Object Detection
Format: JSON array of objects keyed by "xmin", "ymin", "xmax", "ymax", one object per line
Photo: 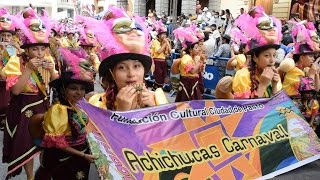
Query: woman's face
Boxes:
[
  {"xmin": 300, "ymin": 54, "xmax": 315, "ymax": 68},
  {"xmin": 65, "ymin": 83, "xmax": 86, "ymax": 105},
  {"xmin": 254, "ymin": 48, "xmax": 277, "ymax": 70},
  {"xmin": 0, "ymin": 14, "xmax": 12, "ymax": 30},
  {"xmin": 27, "ymin": 46, "xmax": 47, "ymax": 59},
  {"xmin": 191, "ymin": 43, "xmax": 200, "ymax": 56},
  {"xmin": 112, "ymin": 60, "xmax": 145, "ymax": 90},
  {"xmin": 29, "ymin": 19, "xmax": 47, "ymax": 42},
  {"xmin": 112, "ymin": 17, "xmax": 145, "ymax": 54}
]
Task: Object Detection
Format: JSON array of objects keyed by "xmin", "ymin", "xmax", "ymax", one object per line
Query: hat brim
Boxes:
[
  {"xmin": 21, "ymin": 43, "xmax": 49, "ymax": 49},
  {"xmin": 0, "ymin": 30, "xmax": 16, "ymax": 34},
  {"xmin": 246, "ymin": 44, "xmax": 280, "ymax": 55},
  {"xmin": 99, "ymin": 53, "xmax": 152, "ymax": 78},
  {"xmin": 49, "ymin": 78, "xmax": 93, "ymax": 93},
  {"xmin": 79, "ymin": 44, "xmax": 95, "ymax": 47}
]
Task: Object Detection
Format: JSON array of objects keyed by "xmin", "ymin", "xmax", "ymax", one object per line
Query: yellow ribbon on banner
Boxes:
[{"xmin": 31, "ymin": 71, "xmax": 47, "ymax": 97}]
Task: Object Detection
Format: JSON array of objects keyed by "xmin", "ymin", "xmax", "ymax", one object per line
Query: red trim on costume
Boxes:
[{"xmin": 41, "ymin": 134, "xmax": 69, "ymax": 148}]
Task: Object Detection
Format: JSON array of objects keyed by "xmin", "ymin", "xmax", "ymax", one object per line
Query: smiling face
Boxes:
[
  {"xmin": 112, "ymin": 17, "xmax": 145, "ymax": 53},
  {"xmin": 65, "ymin": 83, "xmax": 86, "ymax": 105},
  {"xmin": 29, "ymin": 19, "xmax": 47, "ymax": 42},
  {"xmin": 112, "ymin": 59, "xmax": 145, "ymax": 90}
]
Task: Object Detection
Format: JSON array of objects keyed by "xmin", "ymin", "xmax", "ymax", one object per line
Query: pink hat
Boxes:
[
  {"xmin": 0, "ymin": 8, "xmax": 16, "ymax": 34},
  {"xmin": 86, "ymin": 6, "xmax": 151, "ymax": 78},
  {"xmin": 76, "ymin": 16, "xmax": 98, "ymax": 47},
  {"xmin": 291, "ymin": 21, "xmax": 320, "ymax": 55},
  {"xmin": 15, "ymin": 8, "xmax": 52, "ymax": 49},
  {"xmin": 154, "ymin": 19, "xmax": 167, "ymax": 34},
  {"xmin": 173, "ymin": 26, "xmax": 198, "ymax": 48},
  {"xmin": 235, "ymin": 6, "xmax": 282, "ymax": 54},
  {"xmin": 190, "ymin": 25, "xmax": 205, "ymax": 41}
]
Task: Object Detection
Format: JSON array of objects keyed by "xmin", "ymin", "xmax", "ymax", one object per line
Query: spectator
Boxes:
[{"xmin": 214, "ymin": 34, "xmax": 231, "ymax": 58}]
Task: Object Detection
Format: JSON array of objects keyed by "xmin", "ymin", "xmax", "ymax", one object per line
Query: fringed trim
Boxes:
[
  {"xmin": 6, "ymin": 75, "xmax": 19, "ymax": 90},
  {"xmin": 41, "ymin": 134, "xmax": 69, "ymax": 148}
]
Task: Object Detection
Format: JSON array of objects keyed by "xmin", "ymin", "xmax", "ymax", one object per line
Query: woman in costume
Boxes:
[
  {"xmin": 215, "ymin": 6, "xmax": 283, "ymax": 99},
  {"xmin": 2, "ymin": 8, "xmax": 58, "ymax": 179},
  {"xmin": 0, "ymin": 8, "xmax": 18, "ymax": 131},
  {"xmin": 34, "ymin": 48, "xmax": 97, "ymax": 180},
  {"xmin": 88, "ymin": 6, "xmax": 167, "ymax": 110},
  {"xmin": 280, "ymin": 21, "xmax": 320, "ymax": 136},
  {"xmin": 173, "ymin": 26, "xmax": 203, "ymax": 102},
  {"xmin": 151, "ymin": 20, "xmax": 171, "ymax": 90}
]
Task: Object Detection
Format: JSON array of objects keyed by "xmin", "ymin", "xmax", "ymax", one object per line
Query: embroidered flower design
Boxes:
[
  {"xmin": 76, "ymin": 171, "xmax": 85, "ymax": 179},
  {"xmin": 25, "ymin": 110, "xmax": 33, "ymax": 118}
]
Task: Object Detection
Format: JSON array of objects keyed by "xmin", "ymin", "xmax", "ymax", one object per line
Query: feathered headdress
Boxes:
[
  {"xmin": 154, "ymin": 19, "xmax": 167, "ymax": 34},
  {"xmin": 235, "ymin": 6, "xmax": 282, "ymax": 54},
  {"xmin": 50, "ymin": 48, "xmax": 93, "ymax": 93},
  {"xmin": 0, "ymin": 8, "xmax": 16, "ymax": 34},
  {"xmin": 14, "ymin": 8, "xmax": 52, "ymax": 48},
  {"xmin": 291, "ymin": 20, "xmax": 319, "ymax": 54},
  {"xmin": 173, "ymin": 26, "xmax": 198, "ymax": 48},
  {"xmin": 84, "ymin": 6, "xmax": 152, "ymax": 78}
]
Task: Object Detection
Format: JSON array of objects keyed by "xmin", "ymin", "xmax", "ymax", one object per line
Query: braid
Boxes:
[
  {"xmin": 249, "ymin": 56, "xmax": 259, "ymax": 98},
  {"xmin": 105, "ymin": 81, "xmax": 118, "ymax": 110}
]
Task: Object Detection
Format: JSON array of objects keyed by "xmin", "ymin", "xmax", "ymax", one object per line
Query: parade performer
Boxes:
[
  {"xmin": 2, "ymin": 8, "xmax": 58, "ymax": 179},
  {"xmin": 173, "ymin": 26, "xmax": 203, "ymax": 102},
  {"xmin": 279, "ymin": 21, "xmax": 320, "ymax": 136},
  {"xmin": 151, "ymin": 20, "xmax": 171, "ymax": 90},
  {"xmin": 34, "ymin": 48, "xmax": 97, "ymax": 180},
  {"xmin": 215, "ymin": 6, "xmax": 283, "ymax": 99},
  {"xmin": 88, "ymin": 6, "xmax": 168, "ymax": 110},
  {"xmin": 0, "ymin": 8, "xmax": 18, "ymax": 131}
]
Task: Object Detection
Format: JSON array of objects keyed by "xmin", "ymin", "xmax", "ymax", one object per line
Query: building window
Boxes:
[
  {"xmin": 11, "ymin": 6, "xmax": 19, "ymax": 15},
  {"xmin": 67, "ymin": 9, "xmax": 74, "ymax": 18},
  {"xmin": 58, "ymin": 8, "xmax": 64, "ymax": 12},
  {"xmin": 36, "ymin": 7, "xmax": 45, "ymax": 15},
  {"xmin": 61, "ymin": 0, "xmax": 69, "ymax": 2}
]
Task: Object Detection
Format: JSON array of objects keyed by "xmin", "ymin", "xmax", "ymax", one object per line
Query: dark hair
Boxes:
[
  {"xmin": 211, "ymin": 24, "xmax": 217, "ymax": 28},
  {"xmin": 185, "ymin": 42, "xmax": 198, "ymax": 54},
  {"xmin": 223, "ymin": 36, "xmax": 230, "ymax": 44},
  {"xmin": 204, "ymin": 32, "xmax": 210, "ymax": 41}
]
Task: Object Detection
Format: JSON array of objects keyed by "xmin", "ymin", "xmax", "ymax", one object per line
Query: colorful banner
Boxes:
[{"xmin": 80, "ymin": 91, "xmax": 320, "ymax": 180}]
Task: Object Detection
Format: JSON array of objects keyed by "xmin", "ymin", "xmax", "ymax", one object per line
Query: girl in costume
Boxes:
[
  {"xmin": 173, "ymin": 26, "xmax": 203, "ymax": 102},
  {"xmin": 215, "ymin": 7, "xmax": 283, "ymax": 99},
  {"xmin": 88, "ymin": 6, "xmax": 167, "ymax": 110},
  {"xmin": 151, "ymin": 20, "xmax": 171, "ymax": 90},
  {"xmin": 2, "ymin": 8, "xmax": 58, "ymax": 179},
  {"xmin": 0, "ymin": 8, "xmax": 18, "ymax": 131},
  {"xmin": 280, "ymin": 21, "xmax": 320, "ymax": 136},
  {"xmin": 34, "ymin": 48, "xmax": 97, "ymax": 180}
]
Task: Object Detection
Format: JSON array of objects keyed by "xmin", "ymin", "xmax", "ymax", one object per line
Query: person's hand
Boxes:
[
  {"xmin": 83, "ymin": 153, "xmax": 98, "ymax": 163},
  {"xmin": 10, "ymin": 40, "xmax": 20, "ymax": 49},
  {"xmin": 26, "ymin": 58, "xmax": 40, "ymax": 70},
  {"xmin": 271, "ymin": 66, "xmax": 280, "ymax": 84},
  {"xmin": 116, "ymin": 85, "xmax": 137, "ymax": 111},
  {"xmin": 260, "ymin": 67, "xmax": 274, "ymax": 87},
  {"xmin": 139, "ymin": 84, "xmax": 156, "ymax": 108},
  {"xmin": 42, "ymin": 59, "xmax": 55, "ymax": 72}
]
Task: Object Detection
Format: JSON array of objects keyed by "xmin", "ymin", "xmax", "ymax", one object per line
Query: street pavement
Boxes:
[{"xmin": 1, "ymin": 81, "xmax": 320, "ymax": 179}]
